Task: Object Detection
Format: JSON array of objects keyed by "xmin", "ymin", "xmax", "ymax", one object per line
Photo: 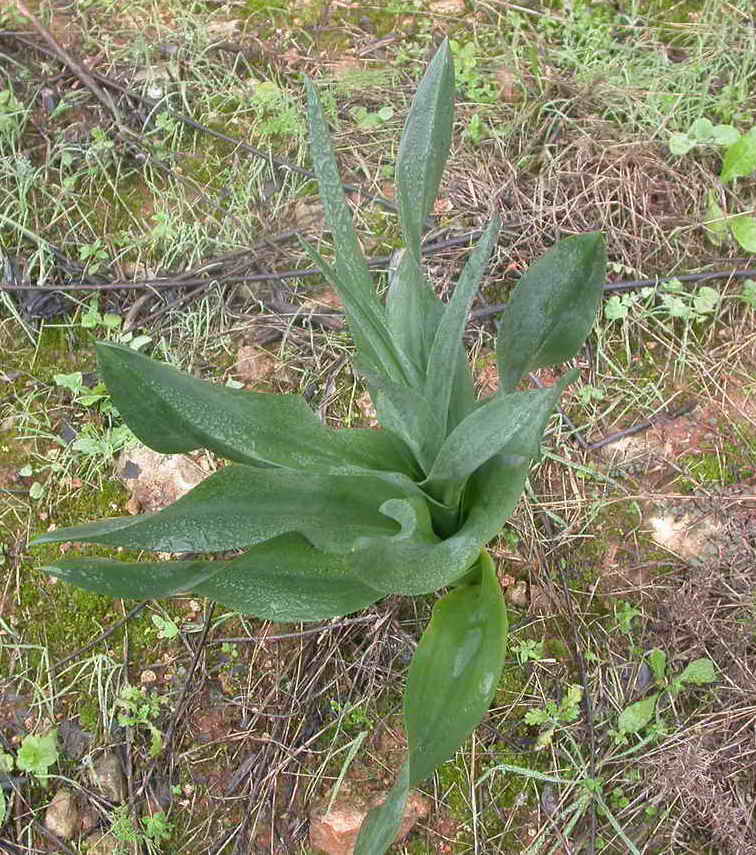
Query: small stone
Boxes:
[
  {"xmin": 89, "ymin": 751, "xmax": 127, "ymax": 804},
  {"xmin": 309, "ymin": 790, "xmax": 428, "ymax": 855},
  {"xmin": 505, "ymin": 580, "xmax": 528, "ymax": 609},
  {"xmin": 496, "ymin": 66, "xmax": 524, "ymax": 103},
  {"xmin": 118, "ymin": 445, "xmax": 208, "ymax": 514},
  {"xmin": 234, "ymin": 345, "xmax": 276, "ymax": 386},
  {"xmin": 44, "ymin": 788, "xmax": 79, "ymax": 841}
]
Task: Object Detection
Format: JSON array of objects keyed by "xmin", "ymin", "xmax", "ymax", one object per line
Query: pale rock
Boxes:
[
  {"xmin": 505, "ymin": 580, "xmax": 528, "ymax": 609},
  {"xmin": 310, "ymin": 790, "xmax": 429, "ymax": 855},
  {"xmin": 234, "ymin": 345, "xmax": 276, "ymax": 386},
  {"xmin": 430, "ymin": 0, "xmax": 466, "ymax": 12},
  {"xmin": 89, "ymin": 751, "xmax": 127, "ymax": 804},
  {"xmin": 44, "ymin": 788, "xmax": 79, "ymax": 841},
  {"xmin": 118, "ymin": 444, "xmax": 208, "ymax": 514}
]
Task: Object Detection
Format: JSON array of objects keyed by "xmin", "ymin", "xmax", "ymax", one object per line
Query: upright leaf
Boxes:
[
  {"xmin": 39, "ymin": 534, "xmax": 381, "ymax": 621},
  {"xmin": 424, "ymin": 217, "xmax": 500, "ymax": 448},
  {"xmin": 96, "ymin": 343, "xmax": 417, "ymax": 477},
  {"xmin": 425, "ymin": 374, "xmax": 572, "ymax": 489},
  {"xmin": 305, "ymin": 80, "xmax": 410, "ymax": 383},
  {"xmin": 355, "ymin": 551, "xmax": 506, "ymax": 854},
  {"xmin": 496, "ymin": 233, "xmax": 606, "ymax": 393},
  {"xmin": 396, "ymin": 39, "xmax": 454, "ymax": 256}
]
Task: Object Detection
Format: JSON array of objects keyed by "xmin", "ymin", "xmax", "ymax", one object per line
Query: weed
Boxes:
[{"xmin": 115, "ymin": 685, "xmax": 169, "ymax": 758}]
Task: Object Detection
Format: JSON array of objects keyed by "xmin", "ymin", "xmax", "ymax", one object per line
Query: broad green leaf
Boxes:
[
  {"xmin": 711, "ymin": 124, "xmax": 740, "ymax": 146},
  {"xmin": 32, "ymin": 466, "xmax": 408, "ymax": 555},
  {"xmin": 355, "ymin": 552, "xmax": 506, "ymax": 854},
  {"xmin": 350, "ymin": 451, "xmax": 530, "ymax": 595},
  {"xmin": 96, "ymin": 343, "xmax": 417, "ymax": 477},
  {"xmin": 731, "ymin": 214, "xmax": 756, "ymax": 253},
  {"xmin": 720, "ymin": 131, "xmax": 756, "ymax": 182},
  {"xmin": 617, "ymin": 694, "xmax": 658, "ymax": 734},
  {"xmin": 305, "ymin": 79, "xmax": 410, "ymax": 383},
  {"xmin": 425, "ymin": 374, "xmax": 572, "ymax": 489},
  {"xmin": 704, "ymin": 190, "xmax": 728, "ymax": 246},
  {"xmin": 668, "ymin": 133, "xmax": 694, "ymax": 156},
  {"xmin": 678, "ymin": 658, "xmax": 717, "ymax": 686},
  {"xmin": 496, "ymin": 233, "xmax": 606, "ymax": 393},
  {"xmin": 424, "ymin": 217, "xmax": 500, "ymax": 448},
  {"xmin": 688, "ymin": 118, "xmax": 714, "ymax": 141},
  {"xmin": 42, "ymin": 534, "xmax": 381, "ymax": 620},
  {"xmin": 396, "ymin": 39, "xmax": 454, "ymax": 256},
  {"xmin": 405, "ymin": 550, "xmax": 506, "ymax": 781},
  {"xmin": 17, "ymin": 731, "xmax": 58, "ymax": 784}
]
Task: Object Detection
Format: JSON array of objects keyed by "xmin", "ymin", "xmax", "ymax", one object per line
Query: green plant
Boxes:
[
  {"xmin": 352, "ymin": 104, "xmax": 395, "ymax": 131},
  {"xmin": 110, "ymin": 804, "xmax": 174, "ymax": 855},
  {"xmin": 613, "ymin": 651, "xmax": 717, "ymax": 744},
  {"xmin": 670, "ymin": 120, "xmax": 756, "ymax": 252},
  {"xmin": 31, "ymin": 42, "xmax": 606, "ymax": 855},
  {"xmin": 115, "ymin": 685, "xmax": 169, "ymax": 758},
  {"xmin": 524, "ymin": 683, "xmax": 583, "ymax": 749},
  {"xmin": 511, "ymin": 637, "xmax": 546, "ymax": 665},
  {"xmin": 14, "ymin": 730, "xmax": 59, "ymax": 787}
]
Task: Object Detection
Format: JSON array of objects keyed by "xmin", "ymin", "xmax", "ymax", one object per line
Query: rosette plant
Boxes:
[{"xmin": 32, "ymin": 41, "xmax": 605, "ymax": 854}]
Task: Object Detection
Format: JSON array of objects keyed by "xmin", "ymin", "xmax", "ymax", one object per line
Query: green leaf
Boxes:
[
  {"xmin": 711, "ymin": 124, "xmax": 740, "ymax": 146},
  {"xmin": 355, "ymin": 551, "xmax": 506, "ymax": 855},
  {"xmin": 349, "ymin": 453, "xmax": 530, "ymax": 595},
  {"xmin": 704, "ymin": 190, "xmax": 728, "ymax": 246},
  {"xmin": 396, "ymin": 39, "xmax": 454, "ymax": 256},
  {"xmin": 688, "ymin": 118, "xmax": 714, "ymax": 141},
  {"xmin": 647, "ymin": 648, "xmax": 667, "ymax": 684},
  {"xmin": 424, "ymin": 217, "xmax": 500, "ymax": 449},
  {"xmin": 96, "ymin": 343, "xmax": 416, "ymax": 477},
  {"xmin": 42, "ymin": 534, "xmax": 381, "ymax": 620},
  {"xmin": 32, "ymin": 465, "xmax": 409, "ymax": 555},
  {"xmin": 692, "ymin": 286, "xmax": 719, "ymax": 316},
  {"xmin": 17, "ymin": 731, "xmax": 59, "ymax": 783},
  {"xmin": 405, "ymin": 550, "xmax": 505, "ymax": 782},
  {"xmin": 385, "ymin": 249, "xmax": 443, "ymax": 375},
  {"xmin": 678, "ymin": 658, "xmax": 717, "ymax": 686},
  {"xmin": 425, "ymin": 374, "xmax": 572, "ymax": 489},
  {"xmin": 668, "ymin": 133, "xmax": 695, "ymax": 156},
  {"xmin": 730, "ymin": 214, "xmax": 756, "ymax": 253},
  {"xmin": 720, "ymin": 131, "xmax": 756, "ymax": 182},
  {"xmin": 617, "ymin": 694, "xmax": 658, "ymax": 734},
  {"xmin": 354, "ymin": 763, "xmax": 410, "ymax": 855},
  {"xmin": 496, "ymin": 233, "xmax": 606, "ymax": 393},
  {"xmin": 304, "ymin": 79, "xmax": 410, "ymax": 383}
]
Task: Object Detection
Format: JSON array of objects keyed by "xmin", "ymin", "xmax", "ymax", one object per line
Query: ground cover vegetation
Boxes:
[{"xmin": 1, "ymin": 1, "xmax": 755, "ymax": 854}]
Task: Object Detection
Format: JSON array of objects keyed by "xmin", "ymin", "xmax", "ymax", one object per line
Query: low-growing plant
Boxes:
[
  {"xmin": 31, "ymin": 42, "xmax": 606, "ymax": 854},
  {"xmin": 670, "ymin": 118, "xmax": 756, "ymax": 253}
]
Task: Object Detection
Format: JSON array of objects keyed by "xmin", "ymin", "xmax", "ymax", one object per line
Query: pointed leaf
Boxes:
[
  {"xmin": 426, "ymin": 374, "xmax": 572, "ymax": 488},
  {"xmin": 425, "ymin": 217, "xmax": 500, "ymax": 447},
  {"xmin": 720, "ymin": 130, "xmax": 756, "ymax": 182},
  {"xmin": 96, "ymin": 343, "xmax": 415, "ymax": 476},
  {"xmin": 32, "ymin": 466, "xmax": 408, "ymax": 555},
  {"xmin": 704, "ymin": 190, "xmax": 728, "ymax": 246},
  {"xmin": 617, "ymin": 694, "xmax": 658, "ymax": 734},
  {"xmin": 40, "ymin": 534, "xmax": 380, "ymax": 621},
  {"xmin": 496, "ymin": 233, "xmax": 606, "ymax": 393},
  {"xmin": 396, "ymin": 39, "xmax": 454, "ymax": 256},
  {"xmin": 404, "ymin": 550, "xmax": 506, "ymax": 783},
  {"xmin": 305, "ymin": 80, "xmax": 410, "ymax": 383},
  {"xmin": 354, "ymin": 763, "xmax": 410, "ymax": 855}
]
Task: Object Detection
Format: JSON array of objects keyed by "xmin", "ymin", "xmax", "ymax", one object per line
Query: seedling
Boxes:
[
  {"xmin": 31, "ymin": 42, "xmax": 606, "ymax": 854},
  {"xmin": 14, "ymin": 730, "xmax": 59, "ymax": 787},
  {"xmin": 524, "ymin": 683, "xmax": 583, "ymax": 749},
  {"xmin": 115, "ymin": 685, "xmax": 169, "ymax": 758}
]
